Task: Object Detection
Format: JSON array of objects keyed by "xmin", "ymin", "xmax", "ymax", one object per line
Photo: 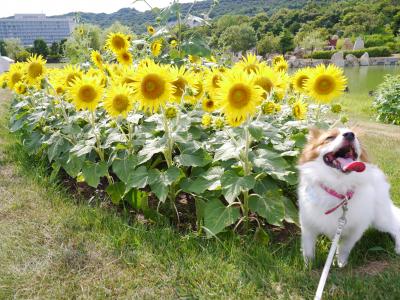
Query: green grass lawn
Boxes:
[{"xmin": 1, "ymin": 89, "xmax": 400, "ymax": 299}]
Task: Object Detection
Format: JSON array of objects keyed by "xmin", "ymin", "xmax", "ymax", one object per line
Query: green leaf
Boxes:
[
  {"xmin": 248, "ymin": 122, "xmax": 264, "ymax": 141},
  {"xmin": 221, "ymin": 171, "xmax": 256, "ymax": 204},
  {"xmin": 63, "ymin": 154, "xmax": 84, "ymax": 178},
  {"xmin": 82, "ymin": 161, "xmax": 108, "ymax": 188},
  {"xmin": 203, "ymin": 198, "xmax": 240, "ymax": 237},
  {"xmin": 282, "ymin": 196, "xmax": 299, "ymax": 225},
  {"xmin": 254, "ymin": 176, "xmax": 279, "ymax": 195},
  {"xmin": 180, "ymin": 167, "xmax": 224, "ymax": 194},
  {"xmin": 181, "ymin": 36, "xmax": 211, "ymax": 57},
  {"xmin": 177, "ymin": 148, "xmax": 212, "ymax": 167},
  {"xmin": 112, "ymin": 154, "xmax": 137, "ymax": 184},
  {"xmin": 126, "ymin": 166, "xmax": 158, "ymax": 190},
  {"xmin": 106, "ymin": 182, "xmax": 126, "ymax": 204},
  {"xmin": 24, "ymin": 130, "xmax": 42, "ymax": 154},
  {"xmin": 127, "ymin": 189, "xmax": 148, "ymax": 210},
  {"xmin": 47, "ymin": 134, "xmax": 70, "ymax": 162},
  {"xmin": 70, "ymin": 139, "xmax": 95, "ymax": 157},
  {"xmin": 248, "ymin": 193, "xmax": 285, "ymax": 226},
  {"xmin": 214, "ymin": 141, "xmax": 241, "ymax": 161},
  {"xmin": 138, "ymin": 137, "xmax": 166, "ymax": 164},
  {"xmin": 149, "ymin": 167, "xmax": 182, "ymax": 203},
  {"xmin": 103, "ymin": 131, "xmax": 126, "ymax": 148}
]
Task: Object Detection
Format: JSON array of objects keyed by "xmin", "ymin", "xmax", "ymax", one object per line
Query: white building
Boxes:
[{"xmin": 0, "ymin": 14, "xmax": 75, "ymax": 46}]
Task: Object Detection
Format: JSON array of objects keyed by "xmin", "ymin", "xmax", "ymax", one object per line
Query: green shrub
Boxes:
[
  {"xmin": 364, "ymin": 34, "xmax": 395, "ymax": 48},
  {"xmin": 15, "ymin": 50, "xmax": 30, "ymax": 62},
  {"xmin": 373, "ymin": 75, "xmax": 400, "ymax": 125},
  {"xmin": 307, "ymin": 46, "xmax": 392, "ymax": 59}
]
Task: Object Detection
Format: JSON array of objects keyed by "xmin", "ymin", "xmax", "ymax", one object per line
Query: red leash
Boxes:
[{"xmin": 320, "ymin": 183, "xmax": 354, "ymax": 215}]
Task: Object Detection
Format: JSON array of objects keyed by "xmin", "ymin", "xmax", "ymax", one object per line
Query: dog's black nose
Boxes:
[{"xmin": 343, "ymin": 132, "xmax": 355, "ymax": 141}]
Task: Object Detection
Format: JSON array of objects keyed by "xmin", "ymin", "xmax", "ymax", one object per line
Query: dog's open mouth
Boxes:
[{"xmin": 323, "ymin": 143, "xmax": 359, "ymax": 173}]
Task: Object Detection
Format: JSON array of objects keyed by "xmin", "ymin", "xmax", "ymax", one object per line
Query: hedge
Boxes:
[{"xmin": 306, "ymin": 46, "xmax": 392, "ymax": 59}]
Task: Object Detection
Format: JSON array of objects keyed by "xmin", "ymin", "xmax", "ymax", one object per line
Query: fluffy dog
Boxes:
[{"xmin": 297, "ymin": 127, "xmax": 400, "ymax": 267}]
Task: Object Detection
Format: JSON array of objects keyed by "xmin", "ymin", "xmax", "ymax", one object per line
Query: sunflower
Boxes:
[
  {"xmin": 0, "ymin": 73, "xmax": 8, "ymax": 89},
  {"xmin": 7, "ymin": 63, "xmax": 25, "ymax": 89},
  {"xmin": 151, "ymin": 40, "xmax": 162, "ymax": 56},
  {"xmin": 14, "ymin": 81, "xmax": 27, "ymax": 95},
  {"xmin": 87, "ymin": 68, "xmax": 108, "ymax": 87},
  {"xmin": 104, "ymin": 84, "xmax": 134, "ymax": 118},
  {"xmin": 113, "ymin": 66, "xmax": 136, "ymax": 87},
  {"xmin": 187, "ymin": 73, "xmax": 205, "ymax": 104},
  {"xmin": 170, "ymin": 66, "xmax": 196, "ymax": 102},
  {"xmin": 62, "ymin": 65, "xmax": 83, "ymax": 87},
  {"xmin": 261, "ymin": 101, "xmax": 277, "ymax": 115},
  {"xmin": 291, "ymin": 67, "xmax": 311, "ymax": 93},
  {"xmin": 272, "ymin": 55, "xmax": 285, "ymax": 66},
  {"xmin": 106, "ymin": 32, "xmax": 130, "ymax": 53},
  {"xmin": 253, "ymin": 65, "xmax": 278, "ymax": 98},
  {"xmin": 117, "ymin": 50, "xmax": 133, "ymax": 66},
  {"xmin": 205, "ymin": 68, "xmax": 224, "ymax": 98},
  {"xmin": 25, "ymin": 54, "xmax": 46, "ymax": 84},
  {"xmin": 68, "ymin": 75, "xmax": 104, "ymax": 111},
  {"xmin": 202, "ymin": 94, "xmax": 217, "ymax": 112},
  {"xmin": 132, "ymin": 63, "xmax": 175, "ymax": 113},
  {"xmin": 201, "ymin": 113, "xmax": 212, "ymax": 128},
  {"xmin": 91, "ymin": 50, "xmax": 103, "ymax": 69},
  {"xmin": 215, "ymin": 69, "xmax": 264, "ymax": 127},
  {"xmin": 170, "ymin": 39, "xmax": 178, "ymax": 48},
  {"xmin": 305, "ymin": 64, "xmax": 347, "ymax": 103},
  {"xmin": 274, "ymin": 60, "xmax": 288, "ymax": 73},
  {"xmin": 188, "ymin": 55, "xmax": 201, "ymax": 64},
  {"xmin": 147, "ymin": 26, "xmax": 155, "ymax": 35},
  {"xmin": 235, "ymin": 53, "xmax": 263, "ymax": 74},
  {"xmin": 292, "ymin": 99, "xmax": 308, "ymax": 120}
]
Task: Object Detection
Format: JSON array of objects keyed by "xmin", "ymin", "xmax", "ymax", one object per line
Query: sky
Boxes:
[{"xmin": 0, "ymin": 0, "xmax": 195, "ymax": 18}]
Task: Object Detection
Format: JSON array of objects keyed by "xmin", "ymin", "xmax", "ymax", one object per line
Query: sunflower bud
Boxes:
[
  {"xmin": 331, "ymin": 103, "xmax": 342, "ymax": 114},
  {"xmin": 201, "ymin": 113, "xmax": 212, "ymax": 128},
  {"xmin": 262, "ymin": 101, "xmax": 276, "ymax": 115},
  {"xmin": 340, "ymin": 115, "xmax": 349, "ymax": 124},
  {"xmin": 165, "ymin": 107, "xmax": 177, "ymax": 119},
  {"xmin": 213, "ymin": 116, "xmax": 225, "ymax": 130}
]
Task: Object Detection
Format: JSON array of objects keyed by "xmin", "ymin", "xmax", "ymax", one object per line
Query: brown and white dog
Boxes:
[{"xmin": 297, "ymin": 127, "xmax": 400, "ymax": 267}]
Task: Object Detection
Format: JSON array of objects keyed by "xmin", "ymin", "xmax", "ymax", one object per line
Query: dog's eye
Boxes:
[{"xmin": 325, "ymin": 136, "xmax": 335, "ymax": 141}]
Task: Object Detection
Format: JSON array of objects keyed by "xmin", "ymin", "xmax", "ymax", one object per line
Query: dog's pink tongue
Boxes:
[{"xmin": 337, "ymin": 157, "xmax": 366, "ymax": 172}]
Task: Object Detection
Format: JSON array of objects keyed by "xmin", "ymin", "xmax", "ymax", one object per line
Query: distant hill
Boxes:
[{"xmin": 47, "ymin": 0, "xmax": 327, "ymax": 33}]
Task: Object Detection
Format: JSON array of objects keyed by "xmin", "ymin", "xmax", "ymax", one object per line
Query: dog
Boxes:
[{"xmin": 297, "ymin": 127, "xmax": 400, "ymax": 267}]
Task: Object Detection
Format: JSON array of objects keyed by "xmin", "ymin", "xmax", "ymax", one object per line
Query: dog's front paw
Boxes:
[{"xmin": 337, "ymin": 259, "xmax": 348, "ymax": 268}]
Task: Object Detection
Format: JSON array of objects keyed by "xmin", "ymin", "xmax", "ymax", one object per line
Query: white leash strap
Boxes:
[{"xmin": 314, "ymin": 201, "xmax": 348, "ymax": 300}]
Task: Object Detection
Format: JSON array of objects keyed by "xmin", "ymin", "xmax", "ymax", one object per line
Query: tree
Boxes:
[
  {"xmin": 393, "ymin": 12, "xmax": 400, "ymax": 35},
  {"xmin": 279, "ymin": 29, "xmax": 294, "ymax": 54},
  {"xmin": 4, "ymin": 38, "xmax": 24, "ymax": 60},
  {"xmin": 219, "ymin": 24, "xmax": 257, "ymax": 53},
  {"xmin": 65, "ymin": 24, "xmax": 102, "ymax": 63},
  {"xmin": 32, "ymin": 39, "xmax": 49, "ymax": 57},
  {"xmin": 256, "ymin": 33, "xmax": 281, "ymax": 56},
  {"xmin": 50, "ymin": 42, "xmax": 59, "ymax": 56},
  {"xmin": 295, "ymin": 29, "xmax": 327, "ymax": 54},
  {"xmin": 0, "ymin": 40, "xmax": 6, "ymax": 56}
]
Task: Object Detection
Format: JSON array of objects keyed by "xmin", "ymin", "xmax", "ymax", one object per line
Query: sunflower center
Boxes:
[
  {"xmin": 112, "ymin": 36, "xmax": 126, "ymax": 50},
  {"xmin": 205, "ymin": 99, "xmax": 214, "ymax": 108},
  {"xmin": 28, "ymin": 62, "xmax": 43, "ymax": 78},
  {"xmin": 112, "ymin": 94, "xmax": 129, "ymax": 112},
  {"xmin": 142, "ymin": 74, "xmax": 165, "ymax": 99},
  {"xmin": 228, "ymin": 84, "xmax": 250, "ymax": 109},
  {"xmin": 11, "ymin": 72, "xmax": 22, "ymax": 84},
  {"xmin": 78, "ymin": 85, "xmax": 97, "ymax": 103},
  {"xmin": 173, "ymin": 77, "xmax": 187, "ymax": 97},
  {"xmin": 315, "ymin": 75, "xmax": 335, "ymax": 94},
  {"xmin": 122, "ymin": 53, "xmax": 130, "ymax": 61},
  {"xmin": 56, "ymin": 86, "xmax": 64, "ymax": 94}
]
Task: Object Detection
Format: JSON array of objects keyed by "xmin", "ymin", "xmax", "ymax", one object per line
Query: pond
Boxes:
[{"xmin": 344, "ymin": 65, "xmax": 400, "ymax": 96}]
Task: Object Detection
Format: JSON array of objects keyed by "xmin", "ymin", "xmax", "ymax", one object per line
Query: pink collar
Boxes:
[{"xmin": 319, "ymin": 183, "xmax": 354, "ymax": 215}]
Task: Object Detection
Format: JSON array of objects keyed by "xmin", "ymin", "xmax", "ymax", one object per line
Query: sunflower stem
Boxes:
[
  {"xmin": 90, "ymin": 111, "xmax": 113, "ymax": 185},
  {"xmin": 241, "ymin": 123, "xmax": 252, "ymax": 229}
]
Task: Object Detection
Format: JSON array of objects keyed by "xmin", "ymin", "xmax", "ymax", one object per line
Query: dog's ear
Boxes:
[{"xmin": 307, "ymin": 127, "xmax": 321, "ymax": 142}]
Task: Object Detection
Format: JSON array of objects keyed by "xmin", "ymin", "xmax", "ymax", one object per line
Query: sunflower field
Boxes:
[{"xmin": 0, "ymin": 21, "xmax": 347, "ymax": 237}]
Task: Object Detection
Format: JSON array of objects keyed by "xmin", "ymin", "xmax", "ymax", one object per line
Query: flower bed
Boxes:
[{"xmin": 0, "ymin": 29, "xmax": 347, "ymax": 238}]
